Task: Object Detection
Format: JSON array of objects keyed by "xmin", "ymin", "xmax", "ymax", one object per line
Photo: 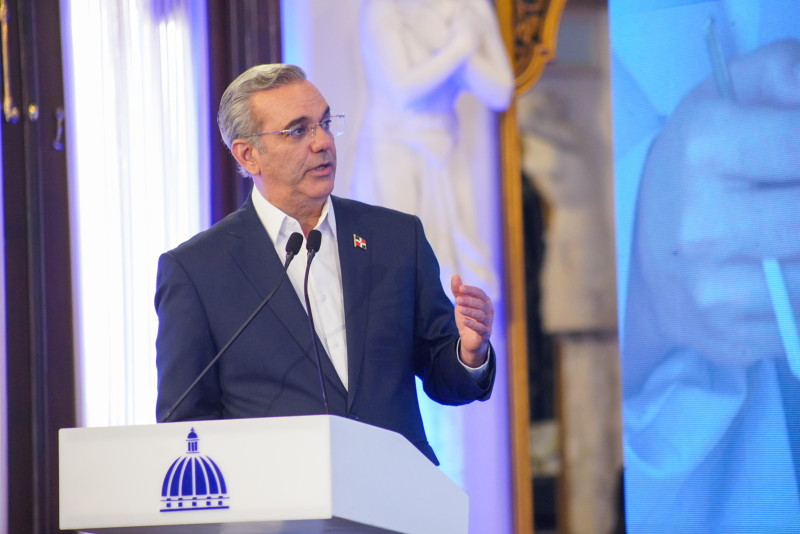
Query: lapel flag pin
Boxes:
[{"xmin": 353, "ymin": 234, "xmax": 367, "ymax": 250}]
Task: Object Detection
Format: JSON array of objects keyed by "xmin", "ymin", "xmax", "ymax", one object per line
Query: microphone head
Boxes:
[
  {"xmin": 306, "ymin": 229, "xmax": 322, "ymax": 253},
  {"xmin": 286, "ymin": 232, "xmax": 304, "ymax": 255}
]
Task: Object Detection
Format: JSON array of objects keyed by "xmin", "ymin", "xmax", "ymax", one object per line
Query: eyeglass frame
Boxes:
[{"xmin": 242, "ymin": 113, "xmax": 345, "ymax": 141}]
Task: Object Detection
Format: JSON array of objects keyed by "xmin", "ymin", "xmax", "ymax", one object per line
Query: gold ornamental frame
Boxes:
[{"xmin": 494, "ymin": 1, "xmax": 567, "ymax": 533}]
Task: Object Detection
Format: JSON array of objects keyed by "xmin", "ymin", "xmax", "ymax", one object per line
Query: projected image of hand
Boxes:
[{"xmin": 625, "ymin": 39, "xmax": 800, "ymax": 384}]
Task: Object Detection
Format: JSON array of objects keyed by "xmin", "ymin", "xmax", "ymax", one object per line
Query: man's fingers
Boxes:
[
  {"xmin": 729, "ymin": 39, "xmax": 800, "ymax": 107},
  {"xmin": 452, "ymin": 274, "xmax": 494, "ymax": 339},
  {"xmin": 455, "ymin": 283, "xmax": 489, "ymax": 300},
  {"xmin": 457, "ymin": 303, "xmax": 489, "ymax": 322},
  {"xmin": 457, "ymin": 293, "xmax": 491, "ymax": 308},
  {"xmin": 451, "ymin": 274, "xmax": 463, "ymax": 297},
  {"xmin": 667, "ymin": 100, "xmax": 800, "ymax": 184},
  {"xmin": 666, "ymin": 179, "xmax": 800, "ymax": 261},
  {"xmin": 463, "ymin": 318, "xmax": 492, "ymax": 338},
  {"xmin": 459, "ymin": 311, "xmax": 492, "ymax": 336}
]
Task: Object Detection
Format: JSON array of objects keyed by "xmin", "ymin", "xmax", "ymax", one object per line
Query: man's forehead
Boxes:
[{"xmin": 250, "ymin": 81, "xmax": 329, "ymax": 125}]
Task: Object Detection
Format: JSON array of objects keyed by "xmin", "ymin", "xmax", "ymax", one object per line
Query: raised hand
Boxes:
[{"xmin": 451, "ymin": 273, "xmax": 494, "ymax": 367}]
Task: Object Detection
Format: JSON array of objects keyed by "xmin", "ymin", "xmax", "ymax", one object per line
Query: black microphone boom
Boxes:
[
  {"xmin": 160, "ymin": 232, "xmax": 304, "ymax": 423},
  {"xmin": 303, "ymin": 229, "xmax": 330, "ymax": 413}
]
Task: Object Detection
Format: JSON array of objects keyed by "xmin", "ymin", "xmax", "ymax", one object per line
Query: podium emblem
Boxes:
[{"xmin": 160, "ymin": 428, "xmax": 230, "ymax": 512}]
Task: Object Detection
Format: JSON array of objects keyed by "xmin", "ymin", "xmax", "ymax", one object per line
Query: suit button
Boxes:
[{"xmin": 349, "ymin": 413, "xmax": 360, "ymax": 421}]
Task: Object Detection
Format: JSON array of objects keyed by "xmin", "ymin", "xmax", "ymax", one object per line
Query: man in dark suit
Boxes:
[{"xmin": 155, "ymin": 64, "xmax": 495, "ymax": 465}]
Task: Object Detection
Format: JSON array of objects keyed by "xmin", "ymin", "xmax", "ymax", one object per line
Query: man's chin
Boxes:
[{"xmin": 304, "ymin": 180, "xmax": 335, "ymax": 204}]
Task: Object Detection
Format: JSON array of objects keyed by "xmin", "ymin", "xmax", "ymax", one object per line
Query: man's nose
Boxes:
[{"xmin": 309, "ymin": 127, "xmax": 332, "ymax": 151}]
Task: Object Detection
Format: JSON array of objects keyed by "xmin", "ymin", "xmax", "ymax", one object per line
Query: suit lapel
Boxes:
[
  {"xmin": 332, "ymin": 196, "xmax": 371, "ymax": 409},
  {"xmin": 225, "ymin": 198, "xmax": 306, "ymax": 333},
  {"xmin": 225, "ymin": 198, "xmax": 345, "ymax": 396}
]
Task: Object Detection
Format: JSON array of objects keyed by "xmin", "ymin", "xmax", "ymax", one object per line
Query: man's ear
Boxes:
[{"xmin": 231, "ymin": 139, "xmax": 260, "ymax": 176}]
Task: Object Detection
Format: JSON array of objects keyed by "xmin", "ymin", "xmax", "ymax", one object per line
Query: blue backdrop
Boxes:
[{"xmin": 612, "ymin": 1, "xmax": 800, "ymax": 532}]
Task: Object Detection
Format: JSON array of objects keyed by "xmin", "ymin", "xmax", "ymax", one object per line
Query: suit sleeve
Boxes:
[
  {"xmin": 411, "ymin": 216, "xmax": 496, "ymax": 405},
  {"xmin": 154, "ymin": 251, "xmax": 223, "ymax": 422}
]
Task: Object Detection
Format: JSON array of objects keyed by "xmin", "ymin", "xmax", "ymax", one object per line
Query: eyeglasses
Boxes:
[{"xmin": 244, "ymin": 114, "xmax": 345, "ymax": 142}]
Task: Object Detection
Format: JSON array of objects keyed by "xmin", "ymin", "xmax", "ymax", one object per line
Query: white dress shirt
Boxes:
[{"xmin": 251, "ymin": 189, "xmax": 350, "ymax": 389}]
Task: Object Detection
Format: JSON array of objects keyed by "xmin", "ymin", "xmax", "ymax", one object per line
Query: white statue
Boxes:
[{"xmin": 352, "ymin": 0, "xmax": 514, "ymax": 294}]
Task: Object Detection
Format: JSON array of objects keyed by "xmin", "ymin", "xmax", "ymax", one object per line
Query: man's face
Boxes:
[{"xmin": 236, "ymin": 80, "xmax": 337, "ymax": 217}]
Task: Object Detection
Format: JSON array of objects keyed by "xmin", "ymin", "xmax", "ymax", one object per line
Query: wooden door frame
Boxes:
[
  {"xmin": 494, "ymin": 1, "xmax": 567, "ymax": 532},
  {"xmin": 2, "ymin": 1, "xmax": 76, "ymax": 532}
]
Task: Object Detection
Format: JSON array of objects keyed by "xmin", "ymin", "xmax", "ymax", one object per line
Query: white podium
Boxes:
[{"xmin": 59, "ymin": 415, "xmax": 468, "ymax": 533}]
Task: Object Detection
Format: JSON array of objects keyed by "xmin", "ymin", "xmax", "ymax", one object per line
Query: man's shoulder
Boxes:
[
  {"xmin": 165, "ymin": 199, "xmax": 255, "ymax": 260},
  {"xmin": 331, "ymin": 195, "xmax": 419, "ymax": 225}
]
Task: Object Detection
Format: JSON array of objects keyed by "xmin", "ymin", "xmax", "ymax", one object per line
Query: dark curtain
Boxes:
[
  {"xmin": 2, "ymin": 1, "xmax": 76, "ymax": 532},
  {"xmin": 207, "ymin": 0, "xmax": 283, "ymax": 222}
]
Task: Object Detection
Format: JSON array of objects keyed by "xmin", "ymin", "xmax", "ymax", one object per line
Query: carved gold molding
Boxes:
[
  {"xmin": 512, "ymin": 0, "xmax": 567, "ymax": 94},
  {"xmin": 494, "ymin": 1, "xmax": 567, "ymax": 533}
]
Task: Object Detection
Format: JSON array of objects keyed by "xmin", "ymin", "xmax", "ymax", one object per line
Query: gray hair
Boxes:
[{"xmin": 217, "ymin": 64, "xmax": 308, "ymax": 152}]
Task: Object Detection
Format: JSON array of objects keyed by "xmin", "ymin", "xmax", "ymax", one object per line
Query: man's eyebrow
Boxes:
[{"xmin": 281, "ymin": 107, "xmax": 331, "ymax": 130}]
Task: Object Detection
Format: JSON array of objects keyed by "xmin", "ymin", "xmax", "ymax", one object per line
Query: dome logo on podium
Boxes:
[{"xmin": 160, "ymin": 428, "xmax": 230, "ymax": 512}]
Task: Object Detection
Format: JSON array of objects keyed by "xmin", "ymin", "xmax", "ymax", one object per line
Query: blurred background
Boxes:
[{"xmin": 0, "ymin": 1, "xmax": 623, "ymax": 533}]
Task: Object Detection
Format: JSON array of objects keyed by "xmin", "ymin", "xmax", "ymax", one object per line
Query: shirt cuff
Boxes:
[{"xmin": 456, "ymin": 338, "xmax": 492, "ymax": 380}]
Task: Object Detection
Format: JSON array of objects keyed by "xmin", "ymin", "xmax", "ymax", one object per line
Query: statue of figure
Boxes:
[{"xmin": 351, "ymin": 0, "xmax": 513, "ymax": 294}]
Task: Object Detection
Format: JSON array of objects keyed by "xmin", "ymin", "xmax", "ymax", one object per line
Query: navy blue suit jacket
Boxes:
[{"xmin": 155, "ymin": 194, "xmax": 495, "ymax": 464}]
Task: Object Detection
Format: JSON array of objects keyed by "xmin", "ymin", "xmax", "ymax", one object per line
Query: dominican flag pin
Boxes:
[{"xmin": 353, "ymin": 234, "xmax": 367, "ymax": 250}]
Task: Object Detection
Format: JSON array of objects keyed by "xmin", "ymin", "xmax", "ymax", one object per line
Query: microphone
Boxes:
[
  {"xmin": 303, "ymin": 229, "xmax": 329, "ymax": 413},
  {"xmin": 160, "ymin": 232, "xmax": 304, "ymax": 423}
]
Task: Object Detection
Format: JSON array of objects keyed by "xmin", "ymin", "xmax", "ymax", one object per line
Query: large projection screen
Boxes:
[{"xmin": 611, "ymin": 1, "xmax": 800, "ymax": 532}]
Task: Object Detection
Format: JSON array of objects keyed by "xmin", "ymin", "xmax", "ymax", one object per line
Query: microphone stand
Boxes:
[{"xmin": 303, "ymin": 229, "xmax": 330, "ymax": 413}]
